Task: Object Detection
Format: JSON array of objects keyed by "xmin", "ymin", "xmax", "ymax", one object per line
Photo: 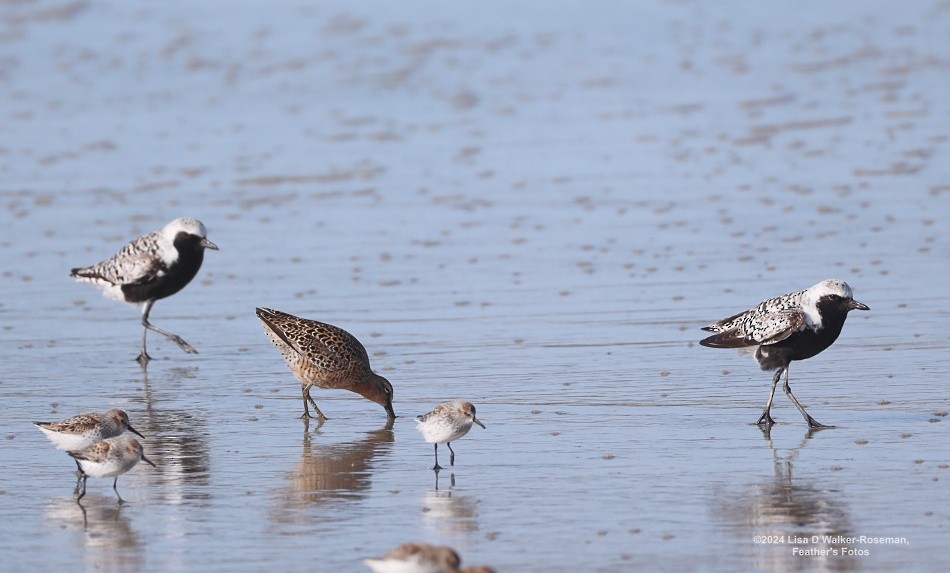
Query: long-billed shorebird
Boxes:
[
  {"xmin": 416, "ymin": 400, "xmax": 485, "ymax": 470},
  {"xmin": 69, "ymin": 435, "xmax": 156, "ymax": 502},
  {"xmin": 255, "ymin": 307, "xmax": 395, "ymax": 421},
  {"xmin": 700, "ymin": 279, "xmax": 869, "ymax": 428},
  {"xmin": 71, "ymin": 217, "xmax": 218, "ymax": 366}
]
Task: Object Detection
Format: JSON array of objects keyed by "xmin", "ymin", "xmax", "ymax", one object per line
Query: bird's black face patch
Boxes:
[{"xmin": 816, "ymin": 294, "xmax": 855, "ymax": 315}]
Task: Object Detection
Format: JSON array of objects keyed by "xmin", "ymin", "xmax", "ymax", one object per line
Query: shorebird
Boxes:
[
  {"xmin": 363, "ymin": 542, "xmax": 494, "ymax": 573},
  {"xmin": 71, "ymin": 217, "xmax": 218, "ymax": 366},
  {"xmin": 416, "ymin": 401, "xmax": 485, "ymax": 470},
  {"xmin": 36, "ymin": 408, "xmax": 145, "ymax": 491},
  {"xmin": 700, "ymin": 279, "xmax": 869, "ymax": 428},
  {"xmin": 69, "ymin": 436, "xmax": 156, "ymax": 502},
  {"xmin": 35, "ymin": 408, "xmax": 143, "ymax": 451},
  {"xmin": 255, "ymin": 307, "xmax": 395, "ymax": 420}
]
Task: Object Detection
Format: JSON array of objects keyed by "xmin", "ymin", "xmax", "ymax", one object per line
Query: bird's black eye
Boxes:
[{"xmin": 828, "ymin": 294, "xmax": 840, "ymax": 300}]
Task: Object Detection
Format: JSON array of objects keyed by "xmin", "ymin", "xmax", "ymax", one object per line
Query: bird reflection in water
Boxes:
[
  {"xmin": 715, "ymin": 429, "xmax": 859, "ymax": 572},
  {"xmin": 129, "ymin": 366, "xmax": 212, "ymax": 502},
  {"xmin": 422, "ymin": 471, "xmax": 481, "ymax": 535},
  {"xmin": 45, "ymin": 497, "xmax": 143, "ymax": 572},
  {"xmin": 270, "ymin": 419, "xmax": 395, "ymax": 525}
]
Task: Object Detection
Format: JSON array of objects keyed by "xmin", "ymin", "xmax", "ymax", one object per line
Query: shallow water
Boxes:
[{"xmin": 1, "ymin": 1, "xmax": 948, "ymax": 571}]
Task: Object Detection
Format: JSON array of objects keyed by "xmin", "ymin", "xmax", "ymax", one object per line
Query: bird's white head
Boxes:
[
  {"xmin": 801, "ymin": 279, "xmax": 868, "ymax": 327},
  {"xmin": 808, "ymin": 279, "xmax": 854, "ymax": 300},
  {"xmin": 162, "ymin": 218, "xmax": 208, "ymax": 240}
]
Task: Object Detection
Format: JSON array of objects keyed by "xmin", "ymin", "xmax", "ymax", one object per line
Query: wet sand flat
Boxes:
[{"xmin": 0, "ymin": 1, "xmax": 948, "ymax": 571}]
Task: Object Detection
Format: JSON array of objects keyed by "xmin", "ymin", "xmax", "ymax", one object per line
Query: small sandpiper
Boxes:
[
  {"xmin": 363, "ymin": 542, "xmax": 494, "ymax": 573},
  {"xmin": 35, "ymin": 408, "xmax": 144, "ymax": 451},
  {"xmin": 700, "ymin": 279, "xmax": 869, "ymax": 428},
  {"xmin": 71, "ymin": 217, "xmax": 218, "ymax": 366},
  {"xmin": 36, "ymin": 408, "xmax": 145, "ymax": 490},
  {"xmin": 69, "ymin": 435, "xmax": 156, "ymax": 502},
  {"xmin": 255, "ymin": 307, "xmax": 395, "ymax": 421},
  {"xmin": 416, "ymin": 401, "xmax": 485, "ymax": 470}
]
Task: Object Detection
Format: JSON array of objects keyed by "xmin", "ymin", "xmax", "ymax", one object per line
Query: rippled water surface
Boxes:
[{"xmin": 1, "ymin": 1, "xmax": 948, "ymax": 571}]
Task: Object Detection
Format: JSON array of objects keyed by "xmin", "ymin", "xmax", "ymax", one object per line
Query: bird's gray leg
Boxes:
[
  {"xmin": 136, "ymin": 301, "xmax": 154, "ymax": 366},
  {"xmin": 141, "ymin": 300, "xmax": 198, "ymax": 356},
  {"xmin": 756, "ymin": 368, "xmax": 782, "ymax": 426},
  {"xmin": 300, "ymin": 385, "xmax": 327, "ymax": 420},
  {"xmin": 432, "ymin": 444, "xmax": 443, "ymax": 471},
  {"xmin": 73, "ymin": 460, "xmax": 84, "ymax": 494},
  {"xmin": 76, "ymin": 474, "xmax": 88, "ymax": 500},
  {"xmin": 113, "ymin": 477, "xmax": 125, "ymax": 504},
  {"xmin": 447, "ymin": 442, "xmax": 456, "ymax": 466},
  {"xmin": 783, "ymin": 368, "xmax": 833, "ymax": 429}
]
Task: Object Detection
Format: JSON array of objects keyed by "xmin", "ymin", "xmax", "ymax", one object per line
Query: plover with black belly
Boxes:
[
  {"xmin": 255, "ymin": 307, "xmax": 396, "ymax": 421},
  {"xmin": 700, "ymin": 279, "xmax": 869, "ymax": 428},
  {"xmin": 71, "ymin": 217, "xmax": 218, "ymax": 366},
  {"xmin": 69, "ymin": 435, "xmax": 156, "ymax": 502},
  {"xmin": 416, "ymin": 400, "xmax": 485, "ymax": 470}
]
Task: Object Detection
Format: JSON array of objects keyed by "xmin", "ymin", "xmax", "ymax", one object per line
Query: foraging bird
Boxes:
[
  {"xmin": 36, "ymin": 408, "xmax": 145, "ymax": 492},
  {"xmin": 700, "ymin": 279, "xmax": 869, "ymax": 428},
  {"xmin": 416, "ymin": 401, "xmax": 485, "ymax": 470},
  {"xmin": 34, "ymin": 408, "xmax": 144, "ymax": 451},
  {"xmin": 69, "ymin": 436, "xmax": 156, "ymax": 502},
  {"xmin": 255, "ymin": 307, "xmax": 395, "ymax": 420},
  {"xmin": 71, "ymin": 217, "xmax": 218, "ymax": 366}
]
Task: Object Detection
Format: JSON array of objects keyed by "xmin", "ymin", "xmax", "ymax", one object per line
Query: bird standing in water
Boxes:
[
  {"xmin": 700, "ymin": 279, "xmax": 868, "ymax": 428},
  {"xmin": 416, "ymin": 400, "xmax": 485, "ymax": 470},
  {"xmin": 256, "ymin": 307, "xmax": 395, "ymax": 421},
  {"xmin": 71, "ymin": 217, "xmax": 218, "ymax": 366}
]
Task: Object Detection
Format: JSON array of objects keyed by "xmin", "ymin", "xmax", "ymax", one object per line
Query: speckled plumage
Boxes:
[
  {"xmin": 71, "ymin": 217, "xmax": 218, "ymax": 365},
  {"xmin": 700, "ymin": 279, "xmax": 869, "ymax": 428},
  {"xmin": 34, "ymin": 408, "xmax": 143, "ymax": 451},
  {"xmin": 69, "ymin": 435, "xmax": 156, "ymax": 502},
  {"xmin": 363, "ymin": 542, "xmax": 461, "ymax": 573},
  {"xmin": 416, "ymin": 401, "xmax": 485, "ymax": 470},
  {"xmin": 256, "ymin": 307, "xmax": 395, "ymax": 420}
]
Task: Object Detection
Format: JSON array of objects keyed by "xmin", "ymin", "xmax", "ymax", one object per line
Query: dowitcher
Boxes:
[{"xmin": 256, "ymin": 307, "xmax": 395, "ymax": 420}]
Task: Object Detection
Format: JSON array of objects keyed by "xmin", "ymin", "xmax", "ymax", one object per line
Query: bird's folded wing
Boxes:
[{"xmin": 700, "ymin": 310, "xmax": 804, "ymax": 348}]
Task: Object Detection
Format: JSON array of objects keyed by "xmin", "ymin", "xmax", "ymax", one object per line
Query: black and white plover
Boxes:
[
  {"xmin": 700, "ymin": 279, "xmax": 869, "ymax": 428},
  {"xmin": 71, "ymin": 218, "xmax": 218, "ymax": 366},
  {"xmin": 255, "ymin": 307, "xmax": 396, "ymax": 421},
  {"xmin": 416, "ymin": 401, "xmax": 485, "ymax": 470}
]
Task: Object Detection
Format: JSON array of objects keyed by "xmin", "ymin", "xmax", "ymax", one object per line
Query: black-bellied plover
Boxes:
[
  {"xmin": 700, "ymin": 279, "xmax": 869, "ymax": 428},
  {"xmin": 416, "ymin": 400, "xmax": 485, "ymax": 470},
  {"xmin": 255, "ymin": 307, "xmax": 396, "ymax": 421},
  {"xmin": 71, "ymin": 217, "xmax": 218, "ymax": 366},
  {"xmin": 69, "ymin": 435, "xmax": 156, "ymax": 502}
]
